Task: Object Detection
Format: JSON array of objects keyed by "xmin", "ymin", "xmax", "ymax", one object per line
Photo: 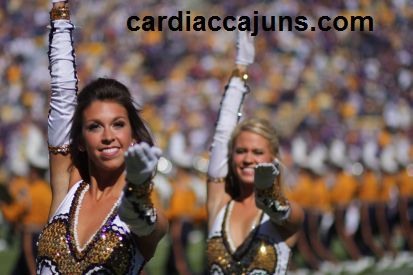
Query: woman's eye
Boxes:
[
  {"xmin": 87, "ymin": 123, "xmax": 100, "ymax": 131},
  {"xmin": 113, "ymin": 121, "xmax": 125, "ymax": 128},
  {"xmin": 235, "ymin": 148, "xmax": 246, "ymax": 154}
]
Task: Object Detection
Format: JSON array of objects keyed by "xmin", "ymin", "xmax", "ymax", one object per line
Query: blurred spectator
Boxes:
[{"xmin": 1, "ymin": 123, "xmax": 51, "ymax": 275}]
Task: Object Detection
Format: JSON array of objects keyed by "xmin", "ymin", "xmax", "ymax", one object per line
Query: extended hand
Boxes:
[
  {"xmin": 235, "ymin": 26, "xmax": 255, "ymax": 66},
  {"xmin": 125, "ymin": 142, "xmax": 162, "ymax": 187},
  {"xmin": 254, "ymin": 161, "xmax": 280, "ymax": 190},
  {"xmin": 254, "ymin": 161, "xmax": 290, "ymax": 224}
]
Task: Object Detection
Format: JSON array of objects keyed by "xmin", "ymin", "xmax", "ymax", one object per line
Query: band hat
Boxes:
[
  {"xmin": 307, "ymin": 144, "xmax": 328, "ymax": 176},
  {"xmin": 394, "ymin": 136, "xmax": 410, "ymax": 166},
  {"xmin": 329, "ymin": 139, "xmax": 348, "ymax": 169},
  {"xmin": 291, "ymin": 136, "xmax": 308, "ymax": 168},
  {"xmin": 362, "ymin": 140, "xmax": 380, "ymax": 171},
  {"xmin": 8, "ymin": 132, "xmax": 29, "ymax": 176},
  {"xmin": 380, "ymin": 145, "xmax": 398, "ymax": 174},
  {"xmin": 291, "ymin": 137, "xmax": 328, "ymax": 175},
  {"xmin": 167, "ymin": 131, "xmax": 194, "ymax": 169},
  {"xmin": 26, "ymin": 124, "xmax": 49, "ymax": 170}
]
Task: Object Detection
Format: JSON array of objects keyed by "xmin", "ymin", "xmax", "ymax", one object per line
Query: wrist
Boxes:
[
  {"xmin": 255, "ymin": 180, "xmax": 291, "ymax": 224},
  {"xmin": 50, "ymin": 4, "xmax": 70, "ymax": 20},
  {"xmin": 129, "ymin": 200, "xmax": 158, "ymax": 227},
  {"xmin": 267, "ymin": 199, "xmax": 291, "ymax": 225},
  {"xmin": 124, "ymin": 180, "xmax": 153, "ymax": 200},
  {"xmin": 118, "ymin": 195, "xmax": 157, "ymax": 236},
  {"xmin": 231, "ymin": 68, "xmax": 249, "ymax": 81},
  {"xmin": 48, "ymin": 144, "xmax": 70, "ymax": 155}
]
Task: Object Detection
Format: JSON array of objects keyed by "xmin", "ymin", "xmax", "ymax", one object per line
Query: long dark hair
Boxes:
[{"xmin": 69, "ymin": 78, "xmax": 154, "ymax": 181}]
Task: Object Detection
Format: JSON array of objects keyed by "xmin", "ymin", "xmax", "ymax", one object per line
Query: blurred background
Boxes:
[{"xmin": 0, "ymin": 0, "xmax": 412, "ymax": 274}]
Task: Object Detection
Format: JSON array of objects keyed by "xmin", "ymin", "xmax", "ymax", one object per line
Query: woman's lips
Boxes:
[{"xmin": 100, "ymin": 147, "xmax": 120, "ymax": 158}]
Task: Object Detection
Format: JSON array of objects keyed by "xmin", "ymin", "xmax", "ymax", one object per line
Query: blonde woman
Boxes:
[{"xmin": 206, "ymin": 29, "xmax": 304, "ymax": 274}]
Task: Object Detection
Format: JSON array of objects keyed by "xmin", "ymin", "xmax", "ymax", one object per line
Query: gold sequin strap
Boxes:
[
  {"xmin": 231, "ymin": 68, "xmax": 249, "ymax": 81},
  {"xmin": 48, "ymin": 144, "xmax": 70, "ymax": 155},
  {"xmin": 255, "ymin": 182, "xmax": 289, "ymax": 207},
  {"xmin": 125, "ymin": 180, "xmax": 153, "ymax": 199},
  {"xmin": 50, "ymin": 6, "xmax": 70, "ymax": 21},
  {"xmin": 207, "ymin": 177, "xmax": 226, "ymax": 184}
]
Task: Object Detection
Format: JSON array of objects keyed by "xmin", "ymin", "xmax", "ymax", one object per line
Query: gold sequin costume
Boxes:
[
  {"xmin": 207, "ymin": 201, "xmax": 291, "ymax": 274},
  {"xmin": 37, "ymin": 181, "xmax": 145, "ymax": 274}
]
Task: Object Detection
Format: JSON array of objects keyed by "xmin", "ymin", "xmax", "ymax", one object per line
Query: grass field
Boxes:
[{"xmin": 0, "ymin": 239, "xmax": 18, "ymax": 275}]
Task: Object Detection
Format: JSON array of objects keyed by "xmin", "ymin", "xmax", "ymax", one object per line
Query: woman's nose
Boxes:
[
  {"xmin": 102, "ymin": 128, "xmax": 115, "ymax": 144},
  {"xmin": 243, "ymin": 152, "xmax": 254, "ymax": 164}
]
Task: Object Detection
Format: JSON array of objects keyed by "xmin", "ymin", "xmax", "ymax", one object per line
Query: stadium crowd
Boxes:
[{"xmin": 0, "ymin": 0, "xmax": 412, "ymax": 274}]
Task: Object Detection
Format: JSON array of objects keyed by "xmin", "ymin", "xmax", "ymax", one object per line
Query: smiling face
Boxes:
[
  {"xmin": 231, "ymin": 131, "xmax": 274, "ymax": 185},
  {"xmin": 81, "ymin": 100, "xmax": 133, "ymax": 175}
]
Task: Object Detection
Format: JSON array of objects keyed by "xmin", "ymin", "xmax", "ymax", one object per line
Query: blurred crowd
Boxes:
[{"xmin": 0, "ymin": 0, "xmax": 412, "ymax": 274}]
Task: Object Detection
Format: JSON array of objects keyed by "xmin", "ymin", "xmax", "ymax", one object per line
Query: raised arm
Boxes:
[
  {"xmin": 47, "ymin": 0, "xmax": 79, "ymax": 215},
  {"xmin": 206, "ymin": 29, "xmax": 254, "ymax": 226}
]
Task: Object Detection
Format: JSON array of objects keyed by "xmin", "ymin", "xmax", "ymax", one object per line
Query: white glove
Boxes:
[
  {"xmin": 254, "ymin": 161, "xmax": 291, "ymax": 224},
  {"xmin": 235, "ymin": 27, "xmax": 255, "ymax": 66},
  {"xmin": 125, "ymin": 142, "xmax": 162, "ymax": 187},
  {"xmin": 48, "ymin": 18, "xmax": 77, "ymax": 153},
  {"xmin": 254, "ymin": 161, "xmax": 280, "ymax": 190}
]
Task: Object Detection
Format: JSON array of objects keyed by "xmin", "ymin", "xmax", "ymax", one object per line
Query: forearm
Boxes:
[{"xmin": 207, "ymin": 74, "xmax": 248, "ymax": 179}]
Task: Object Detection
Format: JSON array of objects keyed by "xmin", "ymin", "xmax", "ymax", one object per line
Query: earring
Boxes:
[{"xmin": 130, "ymin": 140, "xmax": 137, "ymax": 147}]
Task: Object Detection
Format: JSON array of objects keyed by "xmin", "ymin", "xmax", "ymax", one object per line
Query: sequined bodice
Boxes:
[
  {"xmin": 207, "ymin": 201, "xmax": 291, "ymax": 275},
  {"xmin": 37, "ymin": 181, "xmax": 145, "ymax": 275}
]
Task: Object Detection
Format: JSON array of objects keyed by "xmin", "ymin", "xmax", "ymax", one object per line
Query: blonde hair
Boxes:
[{"xmin": 229, "ymin": 117, "xmax": 280, "ymax": 157}]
